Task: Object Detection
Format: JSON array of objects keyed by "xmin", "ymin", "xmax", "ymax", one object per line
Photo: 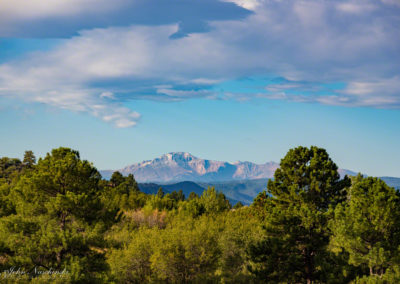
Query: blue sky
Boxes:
[{"xmin": 0, "ymin": 0, "xmax": 399, "ymax": 177}]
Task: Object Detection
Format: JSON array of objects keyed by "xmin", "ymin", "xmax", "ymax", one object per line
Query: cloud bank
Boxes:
[{"xmin": 0, "ymin": 0, "xmax": 399, "ymax": 127}]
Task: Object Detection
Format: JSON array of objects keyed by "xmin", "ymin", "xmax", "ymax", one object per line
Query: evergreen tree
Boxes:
[
  {"xmin": 22, "ymin": 150, "xmax": 36, "ymax": 168},
  {"xmin": 0, "ymin": 147, "xmax": 113, "ymax": 282},
  {"xmin": 233, "ymin": 201, "xmax": 244, "ymax": 209},
  {"xmin": 330, "ymin": 175, "xmax": 400, "ymax": 282},
  {"xmin": 249, "ymin": 146, "xmax": 350, "ymax": 283},
  {"xmin": 170, "ymin": 189, "xmax": 185, "ymax": 202},
  {"xmin": 104, "ymin": 172, "xmax": 141, "ymax": 211},
  {"xmin": 188, "ymin": 191, "xmax": 199, "ymax": 201},
  {"xmin": 156, "ymin": 187, "xmax": 164, "ymax": 198},
  {"xmin": 110, "ymin": 171, "xmax": 125, "ymax": 187},
  {"xmin": 0, "ymin": 157, "xmax": 22, "ymax": 184},
  {"xmin": 200, "ymin": 187, "xmax": 231, "ymax": 214}
]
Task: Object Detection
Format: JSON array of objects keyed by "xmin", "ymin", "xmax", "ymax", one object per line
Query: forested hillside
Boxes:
[{"xmin": 1, "ymin": 146, "xmax": 399, "ymax": 283}]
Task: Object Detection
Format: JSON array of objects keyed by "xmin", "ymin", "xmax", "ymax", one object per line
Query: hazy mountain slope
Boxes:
[
  {"xmin": 381, "ymin": 177, "xmax": 400, "ymax": 189},
  {"xmin": 138, "ymin": 177, "xmax": 400, "ymax": 206},
  {"xmin": 138, "ymin": 181, "xmax": 205, "ymax": 195},
  {"xmin": 138, "ymin": 179, "xmax": 269, "ymax": 205},
  {"xmin": 338, "ymin": 168, "xmax": 357, "ymax": 177},
  {"xmin": 198, "ymin": 179, "xmax": 269, "ymax": 205},
  {"xmin": 138, "ymin": 181, "xmax": 242, "ymax": 205}
]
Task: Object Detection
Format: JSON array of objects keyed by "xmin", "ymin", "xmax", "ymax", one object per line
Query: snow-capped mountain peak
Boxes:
[
  {"xmin": 101, "ymin": 152, "xmax": 356, "ymax": 182},
  {"xmin": 106, "ymin": 152, "xmax": 278, "ymax": 182}
]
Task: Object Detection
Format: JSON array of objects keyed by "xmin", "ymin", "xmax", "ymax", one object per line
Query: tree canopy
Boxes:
[
  {"xmin": 249, "ymin": 146, "xmax": 351, "ymax": 283},
  {"xmin": 0, "ymin": 146, "xmax": 399, "ymax": 283}
]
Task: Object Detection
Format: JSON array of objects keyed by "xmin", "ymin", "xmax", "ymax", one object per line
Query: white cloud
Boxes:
[
  {"xmin": 100, "ymin": 107, "xmax": 141, "ymax": 128},
  {"xmin": 263, "ymin": 77, "xmax": 400, "ymax": 108},
  {"xmin": 156, "ymin": 87, "xmax": 214, "ymax": 99},
  {"xmin": 223, "ymin": 0, "xmax": 262, "ymax": 11},
  {"xmin": 0, "ymin": 0, "xmax": 399, "ymax": 126},
  {"xmin": 100, "ymin": 92, "xmax": 116, "ymax": 99},
  {"xmin": 0, "ymin": 0, "xmax": 251, "ymax": 38},
  {"xmin": 0, "ymin": 0, "xmax": 127, "ymax": 19},
  {"xmin": 336, "ymin": 2, "xmax": 376, "ymax": 14}
]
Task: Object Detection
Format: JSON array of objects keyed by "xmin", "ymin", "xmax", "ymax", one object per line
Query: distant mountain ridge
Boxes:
[
  {"xmin": 100, "ymin": 152, "xmax": 356, "ymax": 182},
  {"xmin": 138, "ymin": 177, "xmax": 400, "ymax": 206}
]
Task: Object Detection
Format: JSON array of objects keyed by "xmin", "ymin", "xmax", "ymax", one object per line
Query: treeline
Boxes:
[{"xmin": 0, "ymin": 146, "xmax": 399, "ymax": 283}]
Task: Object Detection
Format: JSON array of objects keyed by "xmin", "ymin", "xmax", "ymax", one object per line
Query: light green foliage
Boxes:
[
  {"xmin": 106, "ymin": 209, "xmax": 262, "ymax": 283},
  {"xmin": 200, "ymin": 187, "xmax": 232, "ymax": 213},
  {"xmin": 217, "ymin": 208, "xmax": 264, "ymax": 282},
  {"xmin": 179, "ymin": 186, "xmax": 231, "ymax": 217},
  {"xmin": 145, "ymin": 194, "xmax": 176, "ymax": 211},
  {"xmin": 142, "ymin": 187, "xmax": 183, "ymax": 211},
  {"xmin": 330, "ymin": 175, "xmax": 400, "ymax": 281},
  {"xmin": 103, "ymin": 172, "xmax": 144, "ymax": 211},
  {"xmin": 179, "ymin": 195, "xmax": 205, "ymax": 217},
  {"xmin": 107, "ymin": 215, "xmax": 221, "ymax": 283},
  {"xmin": 107, "ymin": 227, "xmax": 158, "ymax": 283},
  {"xmin": 150, "ymin": 216, "xmax": 221, "ymax": 282}
]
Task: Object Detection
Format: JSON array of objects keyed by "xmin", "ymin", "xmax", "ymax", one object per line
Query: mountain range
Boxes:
[
  {"xmin": 100, "ymin": 152, "xmax": 356, "ymax": 182},
  {"xmin": 101, "ymin": 152, "xmax": 399, "ymax": 205}
]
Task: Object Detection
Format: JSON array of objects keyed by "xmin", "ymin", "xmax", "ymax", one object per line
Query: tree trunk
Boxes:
[{"xmin": 304, "ymin": 248, "xmax": 314, "ymax": 284}]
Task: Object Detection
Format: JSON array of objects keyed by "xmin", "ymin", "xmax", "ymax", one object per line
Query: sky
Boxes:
[{"xmin": 0, "ymin": 0, "xmax": 399, "ymax": 177}]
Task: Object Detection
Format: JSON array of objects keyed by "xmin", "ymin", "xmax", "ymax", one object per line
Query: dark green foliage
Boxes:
[
  {"xmin": 0, "ymin": 152, "xmax": 38, "ymax": 219},
  {"xmin": 102, "ymin": 171, "xmax": 144, "ymax": 213},
  {"xmin": 0, "ymin": 147, "xmax": 113, "ymax": 282},
  {"xmin": 22, "ymin": 150, "xmax": 36, "ymax": 168},
  {"xmin": 249, "ymin": 146, "xmax": 350, "ymax": 283},
  {"xmin": 169, "ymin": 189, "xmax": 185, "ymax": 202},
  {"xmin": 233, "ymin": 201, "xmax": 244, "ymax": 209},
  {"xmin": 156, "ymin": 187, "xmax": 164, "ymax": 198},
  {"xmin": 110, "ymin": 171, "xmax": 125, "ymax": 187},
  {"xmin": 251, "ymin": 190, "xmax": 269, "ymax": 220},
  {"xmin": 0, "ymin": 157, "xmax": 22, "ymax": 184},
  {"xmin": 188, "ymin": 191, "xmax": 199, "ymax": 200}
]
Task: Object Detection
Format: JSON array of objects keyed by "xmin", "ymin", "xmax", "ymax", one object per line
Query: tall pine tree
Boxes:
[
  {"xmin": 249, "ymin": 146, "xmax": 350, "ymax": 283},
  {"xmin": 0, "ymin": 147, "xmax": 114, "ymax": 282}
]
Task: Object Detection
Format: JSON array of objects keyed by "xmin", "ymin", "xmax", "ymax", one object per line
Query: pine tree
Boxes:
[
  {"xmin": 0, "ymin": 147, "xmax": 114, "ymax": 282},
  {"xmin": 22, "ymin": 150, "xmax": 36, "ymax": 168},
  {"xmin": 249, "ymin": 146, "xmax": 350, "ymax": 283},
  {"xmin": 156, "ymin": 187, "xmax": 164, "ymax": 198},
  {"xmin": 330, "ymin": 175, "xmax": 400, "ymax": 281},
  {"xmin": 110, "ymin": 171, "xmax": 124, "ymax": 186},
  {"xmin": 233, "ymin": 201, "xmax": 244, "ymax": 209}
]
